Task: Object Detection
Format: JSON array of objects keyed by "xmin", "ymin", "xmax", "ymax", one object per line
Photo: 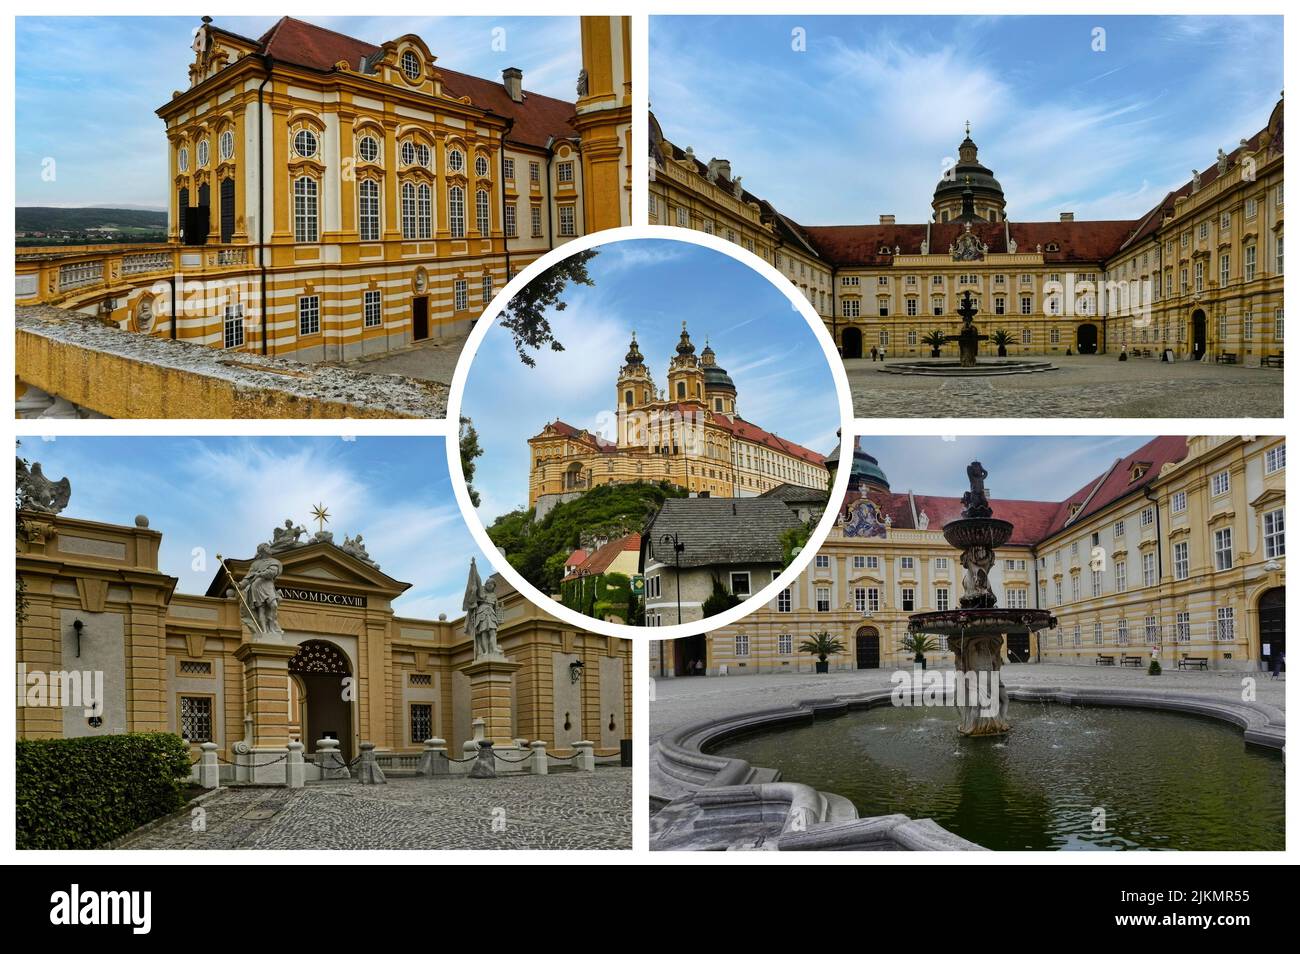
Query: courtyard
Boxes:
[
  {"xmin": 847, "ymin": 354, "xmax": 1283, "ymax": 418},
  {"xmin": 117, "ymin": 769, "xmax": 632, "ymax": 851}
]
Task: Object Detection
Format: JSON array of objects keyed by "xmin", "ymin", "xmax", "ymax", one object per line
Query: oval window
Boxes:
[
  {"xmin": 294, "ymin": 129, "xmax": 318, "ymax": 159},
  {"xmin": 359, "ymin": 135, "xmax": 379, "ymax": 163}
]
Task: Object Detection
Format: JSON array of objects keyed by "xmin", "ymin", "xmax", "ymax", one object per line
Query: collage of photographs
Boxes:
[{"xmin": 2, "ymin": 1, "xmax": 1293, "ymax": 918}]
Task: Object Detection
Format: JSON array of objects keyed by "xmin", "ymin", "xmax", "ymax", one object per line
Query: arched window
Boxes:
[
  {"xmin": 400, "ymin": 140, "xmax": 416, "ymax": 166},
  {"xmin": 293, "ymin": 129, "xmax": 318, "ymax": 159},
  {"xmin": 178, "ymin": 147, "xmax": 189, "ymax": 172},
  {"xmin": 359, "ymin": 179, "xmax": 380, "ymax": 241},
  {"xmin": 197, "ymin": 139, "xmax": 209, "ymax": 167},
  {"xmin": 219, "ymin": 130, "xmax": 235, "ymax": 161},
  {"xmin": 401, "ymin": 181, "xmax": 416, "ymax": 239},
  {"xmin": 417, "ymin": 183, "xmax": 432, "ymax": 239},
  {"xmin": 447, "ymin": 148, "xmax": 464, "ymax": 173},
  {"xmin": 358, "ymin": 135, "xmax": 379, "ymax": 163},
  {"xmin": 475, "ymin": 154, "xmax": 489, "ymax": 177},
  {"xmin": 294, "ymin": 176, "xmax": 318, "ymax": 242},
  {"xmin": 448, "ymin": 185, "xmax": 465, "ymax": 238},
  {"xmin": 197, "ymin": 182, "xmax": 210, "ymax": 209},
  {"xmin": 476, "ymin": 188, "xmax": 490, "ymax": 235}
]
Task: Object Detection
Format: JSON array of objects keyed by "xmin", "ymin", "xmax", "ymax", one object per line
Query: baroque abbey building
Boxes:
[
  {"xmin": 659, "ymin": 435, "xmax": 1285, "ymax": 677},
  {"xmin": 528, "ymin": 325, "xmax": 829, "ymax": 510},
  {"xmin": 17, "ymin": 16, "xmax": 631, "ymax": 362},
  {"xmin": 650, "ymin": 97, "xmax": 1283, "ymax": 363}
]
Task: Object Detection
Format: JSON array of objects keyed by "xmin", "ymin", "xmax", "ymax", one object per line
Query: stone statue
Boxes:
[
  {"xmin": 959, "ymin": 544, "xmax": 997, "ymax": 609},
  {"xmin": 917, "ymin": 510, "xmax": 930, "ymax": 530},
  {"xmin": 1191, "ymin": 168, "xmax": 1201, "ymax": 191},
  {"xmin": 16, "ymin": 459, "xmax": 71, "ymax": 514},
  {"xmin": 575, "ymin": 69, "xmax": 588, "ymax": 97},
  {"xmin": 269, "ymin": 518, "xmax": 307, "ymax": 552},
  {"xmin": 463, "ymin": 558, "xmax": 505, "ymax": 660},
  {"xmin": 960, "ymin": 460, "xmax": 993, "ymax": 519},
  {"xmin": 1007, "ymin": 237, "xmax": 1017, "ymax": 253},
  {"xmin": 341, "ymin": 533, "xmax": 378, "ymax": 568},
  {"xmin": 920, "ymin": 239, "xmax": 929, "ymax": 255},
  {"xmin": 1217, "ymin": 148, "xmax": 1228, "ymax": 175},
  {"xmin": 239, "ymin": 544, "xmax": 284, "ymax": 636}
]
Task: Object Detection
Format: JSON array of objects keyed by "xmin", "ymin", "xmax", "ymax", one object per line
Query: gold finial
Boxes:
[
  {"xmin": 310, "ymin": 503, "xmax": 331, "ymax": 534},
  {"xmin": 965, "ymin": 119, "xmax": 971, "ymax": 136}
]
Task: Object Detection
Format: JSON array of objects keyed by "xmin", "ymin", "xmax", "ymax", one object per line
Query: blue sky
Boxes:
[
  {"xmin": 462, "ymin": 239, "xmax": 842, "ymax": 522},
  {"xmin": 20, "ymin": 437, "xmax": 475, "ymax": 620},
  {"xmin": 15, "ymin": 15, "xmax": 580, "ymax": 208},
  {"xmin": 860, "ymin": 435, "xmax": 1156, "ymax": 501},
  {"xmin": 651, "ymin": 15, "xmax": 1283, "ymax": 224}
]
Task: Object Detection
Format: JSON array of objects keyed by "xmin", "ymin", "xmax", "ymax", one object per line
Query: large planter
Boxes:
[
  {"xmin": 929, "ymin": 348, "xmax": 941, "ymax": 358},
  {"xmin": 996, "ymin": 346, "xmax": 1008, "ymax": 357},
  {"xmin": 815, "ymin": 660, "xmax": 829, "ymax": 674},
  {"xmin": 914, "ymin": 654, "xmax": 927, "ymax": 670}
]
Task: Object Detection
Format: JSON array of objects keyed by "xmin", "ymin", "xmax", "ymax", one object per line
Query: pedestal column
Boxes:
[
  {"xmin": 461, "ymin": 655, "xmax": 522, "ymax": 745},
  {"xmin": 949, "ymin": 632, "xmax": 1010, "ymax": 736},
  {"xmin": 233, "ymin": 641, "xmax": 298, "ymax": 782}
]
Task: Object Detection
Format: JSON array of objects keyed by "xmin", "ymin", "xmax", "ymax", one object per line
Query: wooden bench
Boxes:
[
  {"xmin": 1178, "ymin": 657, "xmax": 1209, "ymax": 671},
  {"xmin": 1216, "ymin": 353, "xmax": 1238, "ymax": 365},
  {"xmin": 1262, "ymin": 355, "xmax": 1284, "ymax": 368},
  {"xmin": 1121, "ymin": 655, "xmax": 1144, "ymax": 668},
  {"xmin": 1095, "ymin": 655, "xmax": 1116, "ymax": 666}
]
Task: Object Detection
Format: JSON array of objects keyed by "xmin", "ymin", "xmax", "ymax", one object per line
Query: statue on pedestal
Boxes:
[
  {"xmin": 463, "ymin": 558, "xmax": 505, "ymax": 660},
  {"xmin": 269, "ymin": 519, "xmax": 307, "ymax": 552},
  {"xmin": 240, "ymin": 544, "xmax": 284, "ymax": 637},
  {"xmin": 960, "ymin": 461, "xmax": 992, "ymax": 518}
]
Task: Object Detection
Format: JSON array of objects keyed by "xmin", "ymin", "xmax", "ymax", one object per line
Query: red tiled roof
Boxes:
[
  {"xmin": 802, "ymin": 220, "xmax": 1138, "ymax": 266},
  {"xmin": 846, "ymin": 435, "xmax": 1191, "ymax": 547},
  {"xmin": 717, "ymin": 415, "xmax": 828, "ymax": 467},
  {"xmin": 564, "ymin": 549, "xmax": 588, "ymax": 568},
  {"xmin": 574, "ymin": 533, "xmax": 641, "ymax": 576},
  {"xmin": 531, "ymin": 420, "xmax": 618, "ymax": 452},
  {"xmin": 249, "ymin": 17, "xmax": 576, "ymax": 149}
]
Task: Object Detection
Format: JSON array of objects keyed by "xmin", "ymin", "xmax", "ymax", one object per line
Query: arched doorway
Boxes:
[
  {"xmin": 1258, "ymin": 587, "xmax": 1285, "ymax": 673},
  {"xmin": 1076, "ymin": 323, "xmax": 1099, "ymax": 354},
  {"xmin": 1191, "ymin": 310, "xmax": 1207, "ymax": 360},
  {"xmin": 842, "ymin": 327, "xmax": 863, "ymax": 359},
  {"xmin": 855, "ymin": 626, "xmax": 880, "ymax": 669},
  {"xmin": 563, "ymin": 461, "xmax": 585, "ymax": 491},
  {"xmin": 289, "ymin": 639, "xmax": 354, "ymax": 761},
  {"xmin": 672, "ymin": 633, "xmax": 707, "ymax": 676}
]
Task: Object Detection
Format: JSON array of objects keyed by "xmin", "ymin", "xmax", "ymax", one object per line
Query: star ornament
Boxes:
[{"xmin": 310, "ymin": 503, "xmax": 331, "ymax": 533}]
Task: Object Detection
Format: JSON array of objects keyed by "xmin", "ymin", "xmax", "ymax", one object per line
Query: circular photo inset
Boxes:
[{"xmin": 450, "ymin": 230, "xmax": 853, "ymax": 640}]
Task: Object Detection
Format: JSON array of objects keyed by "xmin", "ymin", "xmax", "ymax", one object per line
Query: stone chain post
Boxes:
[
  {"xmin": 529, "ymin": 740, "xmax": 548, "ymax": 775},
  {"xmin": 286, "ymin": 740, "xmax": 305, "ymax": 789},
  {"xmin": 574, "ymin": 740, "xmax": 596, "ymax": 772},
  {"xmin": 357, "ymin": 741, "xmax": 387, "ymax": 785},
  {"xmin": 198, "ymin": 741, "xmax": 220, "ymax": 789}
]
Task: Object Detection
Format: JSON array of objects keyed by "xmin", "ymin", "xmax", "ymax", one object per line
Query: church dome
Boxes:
[
  {"xmin": 703, "ymin": 364, "xmax": 736, "ymax": 394},
  {"xmin": 675, "ymin": 322, "xmax": 696, "ymax": 356},
  {"xmin": 827, "ymin": 433, "xmax": 890, "ymax": 490},
  {"xmin": 932, "ymin": 127, "xmax": 1006, "ymax": 221},
  {"xmin": 623, "ymin": 332, "xmax": 644, "ymax": 367}
]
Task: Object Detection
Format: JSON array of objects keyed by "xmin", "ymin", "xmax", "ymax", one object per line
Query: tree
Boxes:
[
  {"xmin": 990, "ymin": 328, "xmax": 1013, "ymax": 358},
  {"xmin": 921, "ymin": 329, "xmax": 947, "ymax": 357},
  {"xmin": 701, "ymin": 576, "xmax": 742, "ymax": 619},
  {"xmin": 459, "ymin": 416, "xmax": 483, "ymax": 507},
  {"xmin": 898, "ymin": 631, "xmax": 939, "ymax": 664},
  {"xmin": 799, "ymin": 631, "xmax": 846, "ymax": 663},
  {"xmin": 499, "ymin": 249, "xmax": 599, "ymax": 366}
]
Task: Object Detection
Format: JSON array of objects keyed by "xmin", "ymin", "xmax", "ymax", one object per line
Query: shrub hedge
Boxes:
[{"xmin": 16, "ymin": 732, "xmax": 192, "ymax": 850}]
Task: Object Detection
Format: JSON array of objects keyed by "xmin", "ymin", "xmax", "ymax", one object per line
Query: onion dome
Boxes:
[
  {"xmin": 675, "ymin": 322, "xmax": 696, "ymax": 356},
  {"xmin": 624, "ymin": 331, "xmax": 644, "ymax": 366},
  {"xmin": 826, "ymin": 431, "xmax": 890, "ymax": 490},
  {"xmin": 932, "ymin": 123, "xmax": 1005, "ymax": 221}
]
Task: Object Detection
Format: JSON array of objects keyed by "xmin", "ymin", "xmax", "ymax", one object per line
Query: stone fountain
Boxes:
[
  {"xmin": 876, "ymin": 291, "xmax": 1057, "ymax": 377},
  {"xmin": 907, "ymin": 461, "xmax": 1056, "ymax": 735}
]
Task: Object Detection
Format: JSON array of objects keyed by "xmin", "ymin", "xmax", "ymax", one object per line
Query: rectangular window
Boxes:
[
  {"xmin": 900, "ymin": 557, "xmax": 914, "ymax": 571},
  {"xmin": 363, "ymin": 290, "xmax": 382, "ymax": 329},
  {"xmin": 1173, "ymin": 541, "xmax": 1189, "ymax": 580},
  {"xmin": 1114, "ymin": 520, "xmax": 1125, "ymax": 538},
  {"xmin": 531, "ymin": 205, "xmax": 543, "ymax": 238},
  {"xmin": 504, "ymin": 203, "xmax": 517, "ymax": 238},
  {"xmin": 1117, "ymin": 618, "xmax": 1129, "ymax": 646},
  {"xmin": 1264, "ymin": 508, "xmax": 1285, "ymax": 558},
  {"xmin": 557, "ymin": 161, "xmax": 574, "ymax": 183},
  {"xmin": 297, "ymin": 295, "xmax": 320, "ymax": 336},
  {"xmin": 815, "ymin": 587, "xmax": 830, "ymax": 612},
  {"xmin": 410, "ymin": 703, "xmax": 433, "ymax": 744},
  {"xmin": 454, "ymin": 279, "xmax": 468, "ymax": 311},
  {"xmin": 853, "ymin": 555, "xmax": 866, "ymax": 569},
  {"xmin": 1091, "ymin": 569, "xmax": 1102, "ymax": 598},
  {"xmin": 729, "ymin": 572, "xmax": 751, "ymax": 597},
  {"xmin": 448, "ymin": 186, "xmax": 465, "ymax": 238},
  {"xmin": 1265, "ymin": 444, "xmax": 1286, "ymax": 474},
  {"xmin": 853, "ymin": 587, "xmax": 867, "ymax": 613},
  {"xmin": 529, "ymin": 161, "xmax": 540, "ymax": 183},
  {"xmin": 933, "ymin": 557, "xmax": 947, "ymax": 571},
  {"xmin": 503, "ymin": 158, "xmax": 515, "ymax": 180},
  {"xmin": 293, "ymin": 177, "xmax": 318, "ymax": 243},
  {"xmin": 1141, "ymin": 506, "xmax": 1155, "ymax": 527},
  {"xmin": 1171, "ymin": 491, "xmax": 1187, "ymax": 514},
  {"xmin": 1145, "ymin": 616, "xmax": 1159, "ymax": 645},
  {"xmin": 1142, "ymin": 552, "xmax": 1156, "ymax": 587},
  {"xmin": 777, "ymin": 633, "xmax": 793, "ymax": 655},
  {"xmin": 842, "ymin": 299, "xmax": 861, "ymax": 318},
  {"xmin": 1245, "ymin": 245, "xmax": 1257, "ymax": 281},
  {"xmin": 481, "ymin": 275, "xmax": 494, "ymax": 305},
  {"xmin": 1006, "ymin": 588, "xmax": 1027, "ymax": 609},
  {"xmin": 1176, "ymin": 611, "xmax": 1191, "ymax": 643},
  {"xmin": 735, "ymin": 634, "xmax": 750, "ymax": 657},
  {"xmin": 935, "ymin": 587, "xmax": 949, "ymax": 611},
  {"xmin": 866, "ymin": 556, "xmax": 880, "ymax": 569},
  {"xmin": 180, "ymin": 696, "xmax": 213, "ymax": 743},
  {"xmin": 223, "ymin": 304, "xmax": 244, "ymax": 349},
  {"xmin": 1214, "ymin": 527, "xmax": 1233, "ymax": 570},
  {"xmin": 1216, "ymin": 607, "xmax": 1235, "ymax": 642},
  {"xmin": 1094, "ymin": 621, "xmax": 1103, "ymax": 645},
  {"xmin": 815, "ymin": 554, "xmax": 830, "ymax": 569},
  {"xmin": 559, "ymin": 205, "xmax": 576, "ymax": 237},
  {"xmin": 901, "ymin": 587, "xmax": 915, "ymax": 612},
  {"xmin": 359, "ymin": 180, "xmax": 380, "ymax": 241},
  {"xmin": 1115, "ymin": 560, "xmax": 1127, "ymax": 592},
  {"xmin": 777, "ymin": 587, "xmax": 792, "ymax": 613},
  {"xmin": 1211, "ymin": 470, "xmax": 1230, "ymax": 496}
]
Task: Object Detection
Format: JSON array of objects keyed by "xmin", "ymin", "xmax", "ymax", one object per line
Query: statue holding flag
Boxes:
[{"xmin": 463, "ymin": 558, "xmax": 505, "ymax": 660}]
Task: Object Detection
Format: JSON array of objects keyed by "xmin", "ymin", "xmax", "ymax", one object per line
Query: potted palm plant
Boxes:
[
  {"xmin": 800, "ymin": 631, "xmax": 846, "ymax": 674},
  {"xmin": 898, "ymin": 632, "xmax": 938, "ymax": 670},
  {"xmin": 921, "ymin": 329, "xmax": 946, "ymax": 358},
  {"xmin": 991, "ymin": 328, "xmax": 1012, "ymax": 358}
]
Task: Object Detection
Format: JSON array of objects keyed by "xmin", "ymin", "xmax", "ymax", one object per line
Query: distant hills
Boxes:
[{"xmin": 17, "ymin": 206, "xmax": 167, "ymax": 234}]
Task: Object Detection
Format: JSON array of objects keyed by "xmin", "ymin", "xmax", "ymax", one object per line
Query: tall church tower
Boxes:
[
  {"xmin": 666, "ymin": 323, "xmax": 705, "ymax": 406},
  {"xmin": 931, "ymin": 123, "xmax": 1008, "ymax": 223},
  {"xmin": 616, "ymin": 332, "xmax": 652, "ymax": 447},
  {"xmin": 700, "ymin": 342, "xmax": 737, "ymax": 417}
]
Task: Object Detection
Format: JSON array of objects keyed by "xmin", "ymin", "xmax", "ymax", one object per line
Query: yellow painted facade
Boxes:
[
  {"xmin": 649, "ymin": 99, "xmax": 1283, "ymax": 364},
  {"xmin": 15, "ymin": 16, "xmax": 632, "ymax": 365},
  {"xmin": 527, "ymin": 326, "xmax": 829, "ymax": 508},
  {"xmin": 17, "ymin": 508, "xmax": 632, "ymax": 760},
  {"xmin": 663, "ymin": 436, "xmax": 1284, "ymax": 676}
]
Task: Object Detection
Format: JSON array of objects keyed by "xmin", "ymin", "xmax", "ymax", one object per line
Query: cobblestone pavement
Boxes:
[
  {"xmin": 339, "ymin": 333, "xmax": 471, "ymax": 386},
  {"xmin": 117, "ymin": 769, "xmax": 631, "ymax": 850},
  {"xmin": 847, "ymin": 355, "xmax": 1283, "ymax": 418},
  {"xmin": 650, "ymin": 664, "xmax": 1285, "ymax": 743}
]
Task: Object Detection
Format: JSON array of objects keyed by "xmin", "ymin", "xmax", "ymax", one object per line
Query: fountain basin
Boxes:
[
  {"xmin": 941, "ymin": 516, "xmax": 1014, "ymax": 551},
  {"xmin": 908, "ymin": 607, "xmax": 1055, "ymax": 638},
  {"xmin": 877, "ymin": 359, "xmax": 1057, "ymax": 376}
]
